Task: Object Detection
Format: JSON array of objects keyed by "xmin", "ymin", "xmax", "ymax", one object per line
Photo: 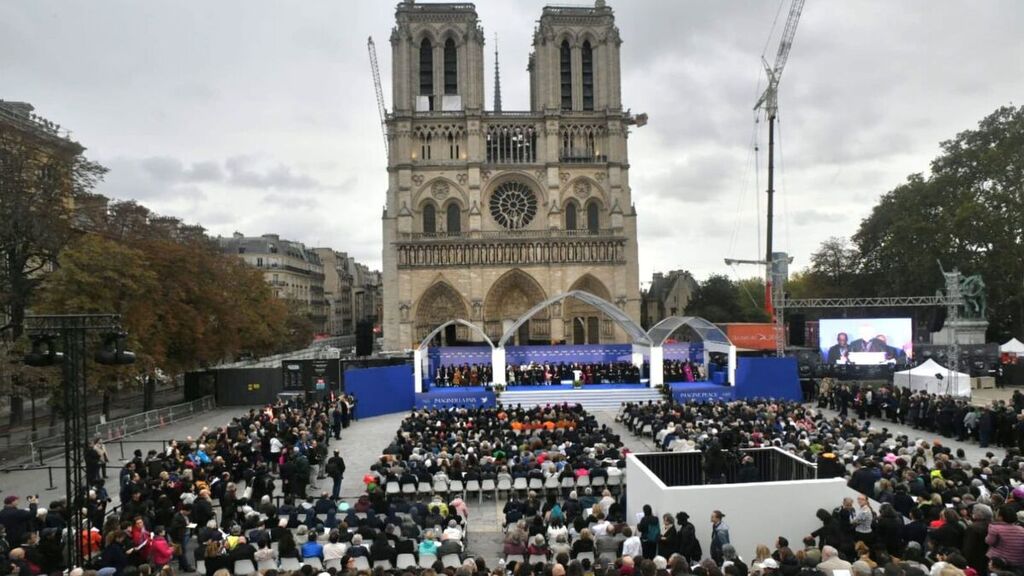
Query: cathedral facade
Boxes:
[{"xmin": 381, "ymin": 0, "xmax": 641, "ymax": 351}]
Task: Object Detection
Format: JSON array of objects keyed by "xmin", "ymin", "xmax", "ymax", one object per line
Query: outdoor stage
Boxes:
[
  {"xmin": 342, "ymin": 356, "xmax": 799, "ymax": 416},
  {"xmin": 413, "ymin": 381, "xmax": 736, "ymax": 410}
]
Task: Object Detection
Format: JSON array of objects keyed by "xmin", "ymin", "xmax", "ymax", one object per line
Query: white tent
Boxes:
[
  {"xmin": 999, "ymin": 338, "xmax": 1024, "ymax": 355},
  {"xmin": 893, "ymin": 358, "xmax": 971, "ymax": 397}
]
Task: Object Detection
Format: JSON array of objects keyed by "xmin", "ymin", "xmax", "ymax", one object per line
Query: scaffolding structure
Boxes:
[{"xmin": 773, "ymin": 270, "xmax": 966, "ymax": 394}]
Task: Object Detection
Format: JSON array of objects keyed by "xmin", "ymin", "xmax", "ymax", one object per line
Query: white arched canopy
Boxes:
[
  {"xmin": 418, "ymin": 319, "xmax": 495, "ymax": 351},
  {"xmin": 414, "ymin": 319, "xmax": 494, "ymax": 394},
  {"xmin": 497, "ymin": 290, "xmax": 651, "ymax": 348},
  {"xmin": 647, "ymin": 316, "xmax": 731, "ymax": 351},
  {"xmin": 645, "ymin": 316, "xmax": 736, "ymax": 388}
]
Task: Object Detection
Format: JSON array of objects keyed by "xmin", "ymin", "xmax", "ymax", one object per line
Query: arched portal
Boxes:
[
  {"xmin": 563, "ymin": 274, "xmax": 613, "ymax": 344},
  {"xmin": 415, "ymin": 281, "xmax": 469, "ymax": 346},
  {"xmin": 483, "ymin": 269, "xmax": 548, "ymax": 345}
]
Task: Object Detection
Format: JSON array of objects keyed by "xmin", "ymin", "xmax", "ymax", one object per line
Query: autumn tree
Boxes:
[
  {"xmin": 0, "ymin": 122, "xmax": 107, "ymax": 423},
  {"xmin": 33, "ymin": 234, "xmax": 159, "ymax": 417}
]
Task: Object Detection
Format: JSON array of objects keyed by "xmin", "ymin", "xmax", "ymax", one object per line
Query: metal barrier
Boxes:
[
  {"xmin": 20, "ymin": 396, "xmax": 216, "ymax": 467},
  {"xmin": 636, "ymin": 447, "xmax": 817, "ymax": 487}
]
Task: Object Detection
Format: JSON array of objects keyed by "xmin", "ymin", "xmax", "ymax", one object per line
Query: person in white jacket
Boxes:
[{"xmin": 621, "ymin": 526, "xmax": 642, "ymax": 558}]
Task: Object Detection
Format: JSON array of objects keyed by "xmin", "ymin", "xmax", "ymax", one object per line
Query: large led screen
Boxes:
[{"xmin": 819, "ymin": 318, "xmax": 913, "ymax": 365}]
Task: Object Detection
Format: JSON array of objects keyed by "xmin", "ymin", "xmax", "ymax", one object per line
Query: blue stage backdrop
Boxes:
[
  {"xmin": 734, "ymin": 357, "xmax": 802, "ymax": 401},
  {"xmin": 345, "ymin": 364, "xmax": 414, "ymax": 418}
]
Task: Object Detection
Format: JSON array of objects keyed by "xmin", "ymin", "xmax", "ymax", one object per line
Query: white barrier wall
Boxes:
[{"xmin": 626, "ymin": 454, "xmax": 850, "ymax": 563}]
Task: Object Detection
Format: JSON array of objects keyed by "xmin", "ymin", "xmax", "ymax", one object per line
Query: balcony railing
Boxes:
[
  {"xmin": 399, "ymin": 228, "xmax": 618, "ymax": 241},
  {"xmin": 560, "ymin": 153, "xmax": 608, "ymax": 164}
]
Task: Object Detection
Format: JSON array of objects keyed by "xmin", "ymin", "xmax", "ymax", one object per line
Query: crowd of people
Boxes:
[
  {"xmin": 0, "ymin": 383, "xmax": 1021, "ymax": 576},
  {"xmin": 432, "ymin": 362, "xmax": 649, "ymax": 387},
  {"xmin": 0, "ymin": 395, "xmax": 357, "ymax": 576},
  {"xmin": 815, "ymin": 384, "xmax": 1024, "ymax": 450},
  {"xmin": 432, "ymin": 361, "xmax": 716, "ymax": 388},
  {"xmin": 620, "ymin": 398, "xmax": 1024, "ymax": 574},
  {"xmin": 363, "ymin": 403, "xmax": 633, "ymax": 571}
]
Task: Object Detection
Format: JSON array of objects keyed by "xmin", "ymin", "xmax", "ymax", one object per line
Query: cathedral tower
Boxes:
[{"xmin": 382, "ymin": 0, "xmax": 640, "ymax": 351}]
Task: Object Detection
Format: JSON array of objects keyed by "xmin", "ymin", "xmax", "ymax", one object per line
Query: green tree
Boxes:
[
  {"xmin": 735, "ymin": 277, "xmax": 771, "ymax": 322},
  {"xmin": 685, "ymin": 275, "xmax": 743, "ymax": 322},
  {"xmin": 852, "ymin": 104, "xmax": 1024, "ymax": 339}
]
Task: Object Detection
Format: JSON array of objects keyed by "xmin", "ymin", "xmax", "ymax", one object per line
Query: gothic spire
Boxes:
[{"xmin": 493, "ymin": 33, "xmax": 502, "ymax": 112}]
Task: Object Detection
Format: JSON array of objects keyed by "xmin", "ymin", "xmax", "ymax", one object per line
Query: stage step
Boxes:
[{"xmin": 496, "ymin": 387, "xmax": 662, "ymax": 411}]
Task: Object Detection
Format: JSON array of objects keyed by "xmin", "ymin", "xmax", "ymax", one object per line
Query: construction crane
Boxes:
[
  {"xmin": 752, "ymin": 0, "xmax": 805, "ymax": 318},
  {"xmin": 367, "ymin": 36, "xmax": 388, "ymax": 158}
]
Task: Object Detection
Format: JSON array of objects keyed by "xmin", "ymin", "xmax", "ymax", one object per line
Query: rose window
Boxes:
[{"xmin": 489, "ymin": 181, "xmax": 538, "ymax": 230}]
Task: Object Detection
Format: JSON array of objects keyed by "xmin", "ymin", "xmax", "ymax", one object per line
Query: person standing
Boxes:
[
  {"xmin": 657, "ymin": 513, "xmax": 680, "ymax": 559},
  {"xmin": 637, "ymin": 505, "xmax": 660, "ymax": 559},
  {"xmin": 325, "ymin": 450, "xmax": 346, "ymax": 500},
  {"xmin": 851, "ymin": 495, "xmax": 875, "ymax": 548},
  {"xmin": 710, "ymin": 510, "xmax": 730, "ymax": 566},
  {"xmin": 676, "ymin": 512, "xmax": 702, "ymax": 564},
  {"xmin": 168, "ymin": 503, "xmax": 193, "ymax": 573},
  {"xmin": 94, "ymin": 438, "xmax": 110, "ymax": 479},
  {"xmin": 0, "ymin": 496, "xmax": 37, "ymax": 549},
  {"xmin": 332, "ymin": 403, "xmax": 343, "ymax": 440}
]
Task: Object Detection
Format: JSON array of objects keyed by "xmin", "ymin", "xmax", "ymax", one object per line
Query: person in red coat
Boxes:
[{"xmin": 148, "ymin": 527, "xmax": 174, "ymax": 569}]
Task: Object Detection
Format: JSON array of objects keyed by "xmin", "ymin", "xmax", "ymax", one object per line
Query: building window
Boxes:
[
  {"xmin": 419, "ymin": 38, "xmax": 433, "ymax": 97},
  {"xmin": 560, "ymin": 40, "xmax": 572, "ymax": 110},
  {"xmin": 443, "ymin": 38, "xmax": 458, "ymax": 95},
  {"xmin": 448, "ymin": 131, "xmax": 460, "ymax": 160},
  {"xmin": 485, "ymin": 124, "xmax": 537, "ymax": 164},
  {"xmin": 423, "ymin": 204, "xmax": 436, "ymax": 234},
  {"xmin": 446, "ymin": 203, "xmax": 461, "ymax": 234},
  {"xmin": 565, "ymin": 200, "xmax": 578, "ymax": 230},
  {"xmin": 586, "ymin": 201, "xmax": 600, "ymax": 232},
  {"xmin": 582, "ymin": 41, "xmax": 594, "ymax": 111},
  {"xmin": 256, "ymin": 257, "xmax": 263, "ymax": 267}
]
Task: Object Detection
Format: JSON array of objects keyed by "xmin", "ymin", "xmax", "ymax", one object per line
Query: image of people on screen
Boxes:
[
  {"xmin": 819, "ymin": 319, "xmax": 912, "ymax": 365},
  {"xmin": 827, "ymin": 332, "xmax": 851, "ymax": 364}
]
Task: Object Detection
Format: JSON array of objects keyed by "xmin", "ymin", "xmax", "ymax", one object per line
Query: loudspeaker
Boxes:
[
  {"xmin": 928, "ymin": 307, "xmax": 947, "ymax": 332},
  {"xmin": 356, "ymin": 321, "xmax": 374, "ymax": 356},
  {"xmin": 789, "ymin": 314, "xmax": 806, "ymax": 346}
]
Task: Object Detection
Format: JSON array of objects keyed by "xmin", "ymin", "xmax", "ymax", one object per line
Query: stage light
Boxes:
[
  {"xmin": 95, "ymin": 332, "xmax": 136, "ymax": 365},
  {"xmin": 25, "ymin": 335, "xmax": 64, "ymax": 367}
]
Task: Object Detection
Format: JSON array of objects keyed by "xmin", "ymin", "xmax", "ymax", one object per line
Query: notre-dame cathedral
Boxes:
[{"xmin": 381, "ymin": 0, "xmax": 642, "ymax": 351}]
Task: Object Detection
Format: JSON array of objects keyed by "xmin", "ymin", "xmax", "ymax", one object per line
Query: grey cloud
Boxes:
[
  {"xmin": 9, "ymin": 0, "xmax": 1024, "ymax": 277},
  {"xmin": 225, "ymin": 157, "xmax": 319, "ymax": 189},
  {"xmin": 262, "ymin": 193, "xmax": 320, "ymax": 210},
  {"xmin": 138, "ymin": 156, "xmax": 224, "ymax": 183}
]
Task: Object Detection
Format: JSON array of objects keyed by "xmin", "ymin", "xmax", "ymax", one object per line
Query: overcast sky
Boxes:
[{"xmin": 3, "ymin": 1, "xmax": 1022, "ymax": 285}]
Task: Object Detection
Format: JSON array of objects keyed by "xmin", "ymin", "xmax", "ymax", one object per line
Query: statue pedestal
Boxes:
[{"xmin": 931, "ymin": 319, "xmax": 989, "ymax": 345}]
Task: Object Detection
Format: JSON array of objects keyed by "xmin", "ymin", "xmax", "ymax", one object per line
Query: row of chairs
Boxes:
[
  {"xmin": 384, "ymin": 473, "xmax": 626, "ymax": 504},
  {"xmin": 504, "ymin": 552, "xmax": 596, "ymax": 566},
  {"xmin": 211, "ymin": 553, "xmax": 467, "ymax": 576}
]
